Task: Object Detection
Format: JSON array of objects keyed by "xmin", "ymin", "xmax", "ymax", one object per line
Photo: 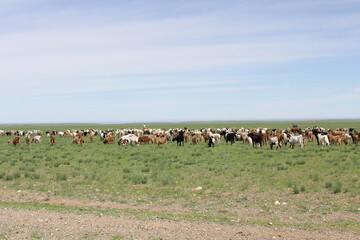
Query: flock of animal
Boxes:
[{"xmin": 1, "ymin": 125, "xmax": 360, "ymax": 149}]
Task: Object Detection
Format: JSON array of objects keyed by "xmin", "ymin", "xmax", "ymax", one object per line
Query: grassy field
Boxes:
[{"xmin": 0, "ymin": 120, "xmax": 359, "ymax": 232}]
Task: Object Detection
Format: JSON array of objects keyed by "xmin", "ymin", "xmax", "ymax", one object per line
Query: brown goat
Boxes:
[
  {"xmin": 192, "ymin": 136, "xmax": 200, "ymax": 145},
  {"xmin": 72, "ymin": 136, "xmax": 85, "ymax": 146},
  {"xmin": 155, "ymin": 136, "xmax": 167, "ymax": 146},
  {"xmin": 89, "ymin": 133, "xmax": 95, "ymax": 143},
  {"xmin": 328, "ymin": 129, "xmax": 345, "ymax": 136},
  {"xmin": 118, "ymin": 139, "xmax": 128, "ymax": 145},
  {"xmin": 184, "ymin": 132, "xmax": 191, "ymax": 143},
  {"xmin": 350, "ymin": 133, "xmax": 360, "ymax": 144},
  {"xmin": 138, "ymin": 135, "xmax": 153, "ymax": 144},
  {"xmin": 328, "ymin": 134, "xmax": 348, "ymax": 145},
  {"xmin": 11, "ymin": 137, "xmax": 20, "ymax": 146},
  {"xmin": 50, "ymin": 135, "xmax": 56, "ymax": 146},
  {"xmin": 201, "ymin": 133, "xmax": 210, "ymax": 142},
  {"xmin": 103, "ymin": 136, "xmax": 115, "ymax": 144}
]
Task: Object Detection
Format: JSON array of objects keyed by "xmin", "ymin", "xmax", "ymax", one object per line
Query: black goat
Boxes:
[{"xmin": 172, "ymin": 130, "xmax": 185, "ymax": 146}]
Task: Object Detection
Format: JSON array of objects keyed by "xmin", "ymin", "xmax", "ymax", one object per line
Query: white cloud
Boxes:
[{"xmin": 1, "ymin": 28, "xmax": 358, "ymax": 90}]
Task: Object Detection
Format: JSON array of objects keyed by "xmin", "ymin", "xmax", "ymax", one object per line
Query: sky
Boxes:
[{"xmin": 1, "ymin": 0, "xmax": 359, "ymax": 124}]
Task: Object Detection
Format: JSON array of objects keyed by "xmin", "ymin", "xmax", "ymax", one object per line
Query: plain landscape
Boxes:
[
  {"xmin": 0, "ymin": 120, "xmax": 359, "ymax": 239},
  {"xmin": 2, "ymin": 1, "xmax": 360, "ymax": 239}
]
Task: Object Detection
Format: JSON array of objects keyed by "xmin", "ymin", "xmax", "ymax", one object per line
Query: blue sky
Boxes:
[{"xmin": 1, "ymin": 0, "xmax": 359, "ymax": 123}]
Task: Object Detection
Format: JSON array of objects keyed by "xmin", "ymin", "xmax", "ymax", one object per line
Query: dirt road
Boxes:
[{"xmin": 0, "ymin": 208, "xmax": 359, "ymax": 240}]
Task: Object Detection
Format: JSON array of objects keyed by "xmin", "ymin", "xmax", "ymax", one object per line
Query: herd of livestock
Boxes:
[{"xmin": 1, "ymin": 125, "xmax": 360, "ymax": 149}]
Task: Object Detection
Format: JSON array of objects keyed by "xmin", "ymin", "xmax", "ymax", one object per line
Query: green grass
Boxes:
[
  {"xmin": 0, "ymin": 120, "xmax": 360, "ymax": 232},
  {"xmin": 30, "ymin": 232, "xmax": 43, "ymax": 239}
]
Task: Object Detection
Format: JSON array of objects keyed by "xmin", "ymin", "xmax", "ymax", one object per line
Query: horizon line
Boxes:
[{"xmin": 0, "ymin": 118, "xmax": 359, "ymax": 126}]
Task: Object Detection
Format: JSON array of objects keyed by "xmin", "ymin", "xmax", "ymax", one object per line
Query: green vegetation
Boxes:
[
  {"xmin": 0, "ymin": 120, "xmax": 359, "ymax": 232},
  {"xmin": 30, "ymin": 232, "xmax": 43, "ymax": 239}
]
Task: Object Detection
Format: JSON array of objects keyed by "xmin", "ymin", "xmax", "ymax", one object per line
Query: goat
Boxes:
[
  {"xmin": 11, "ymin": 137, "xmax": 20, "ymax": 146},
  {"xmin": 208, "ymin": 136, "xmax": 215, "ymax": 147},
  {"xmin": 31, "ymin": 135, "xmax": 42, "ymax": 143},
  {"xmin": 192, "ymin": 136, "xmax": 200, "ymax": 145},
  {"xmin": 172, "ymin": 130, "xmax": 185, "ymax": 146},
  {"xmin": 138, "ymin": 135, "xmax": 153, "ymax": 144},
  {"xmin": 155, "ymin": 136, "xmax": 167, "ymax": 146},
  {"xmin": 247, "ymin": 132, "xmax": 264, "ymax": 147},
  {"xmin": 50, "ymin": 135, "xmax": 56, "ymax": 146},
  {"xmin": 289, "ymin": 135, "xmax": 305, "ymax": 148},
  {"xmin": 119, "ymin": 134, "xmax": 139, "ymax": 145},
  {"xmin": 318, "ymin": 134, "xmax": 330, "ymax": 146},
  {"xmin": 269, "ymin": 136, "xmax": 281, "ymax": 150},
  {"xmin": 224, "ymin": 132, "xmax": 236, "ymax": 145},
  {"xmin": 103, "ymin": 136, "xmax": 115, "ymax": 144}
]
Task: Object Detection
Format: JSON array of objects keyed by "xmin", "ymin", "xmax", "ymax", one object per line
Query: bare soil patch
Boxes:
[{"xmin": 0, "ymin": 190, "xmax": 359, "ymax": 239}]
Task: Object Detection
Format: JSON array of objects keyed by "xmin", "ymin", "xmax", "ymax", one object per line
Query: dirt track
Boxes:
[
  {"xmin": 0, "ymin": 190, "xmax": 359, "ymax": 239},
  {"xmin": 0, "ymin": 208, "xmax": 359, "ymax": 240}
]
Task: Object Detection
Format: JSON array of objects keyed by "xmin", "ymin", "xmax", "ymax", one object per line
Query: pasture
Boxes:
[{"xmin": 0, "ymin": 120, "xmax": 359, "ymax": 235}]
